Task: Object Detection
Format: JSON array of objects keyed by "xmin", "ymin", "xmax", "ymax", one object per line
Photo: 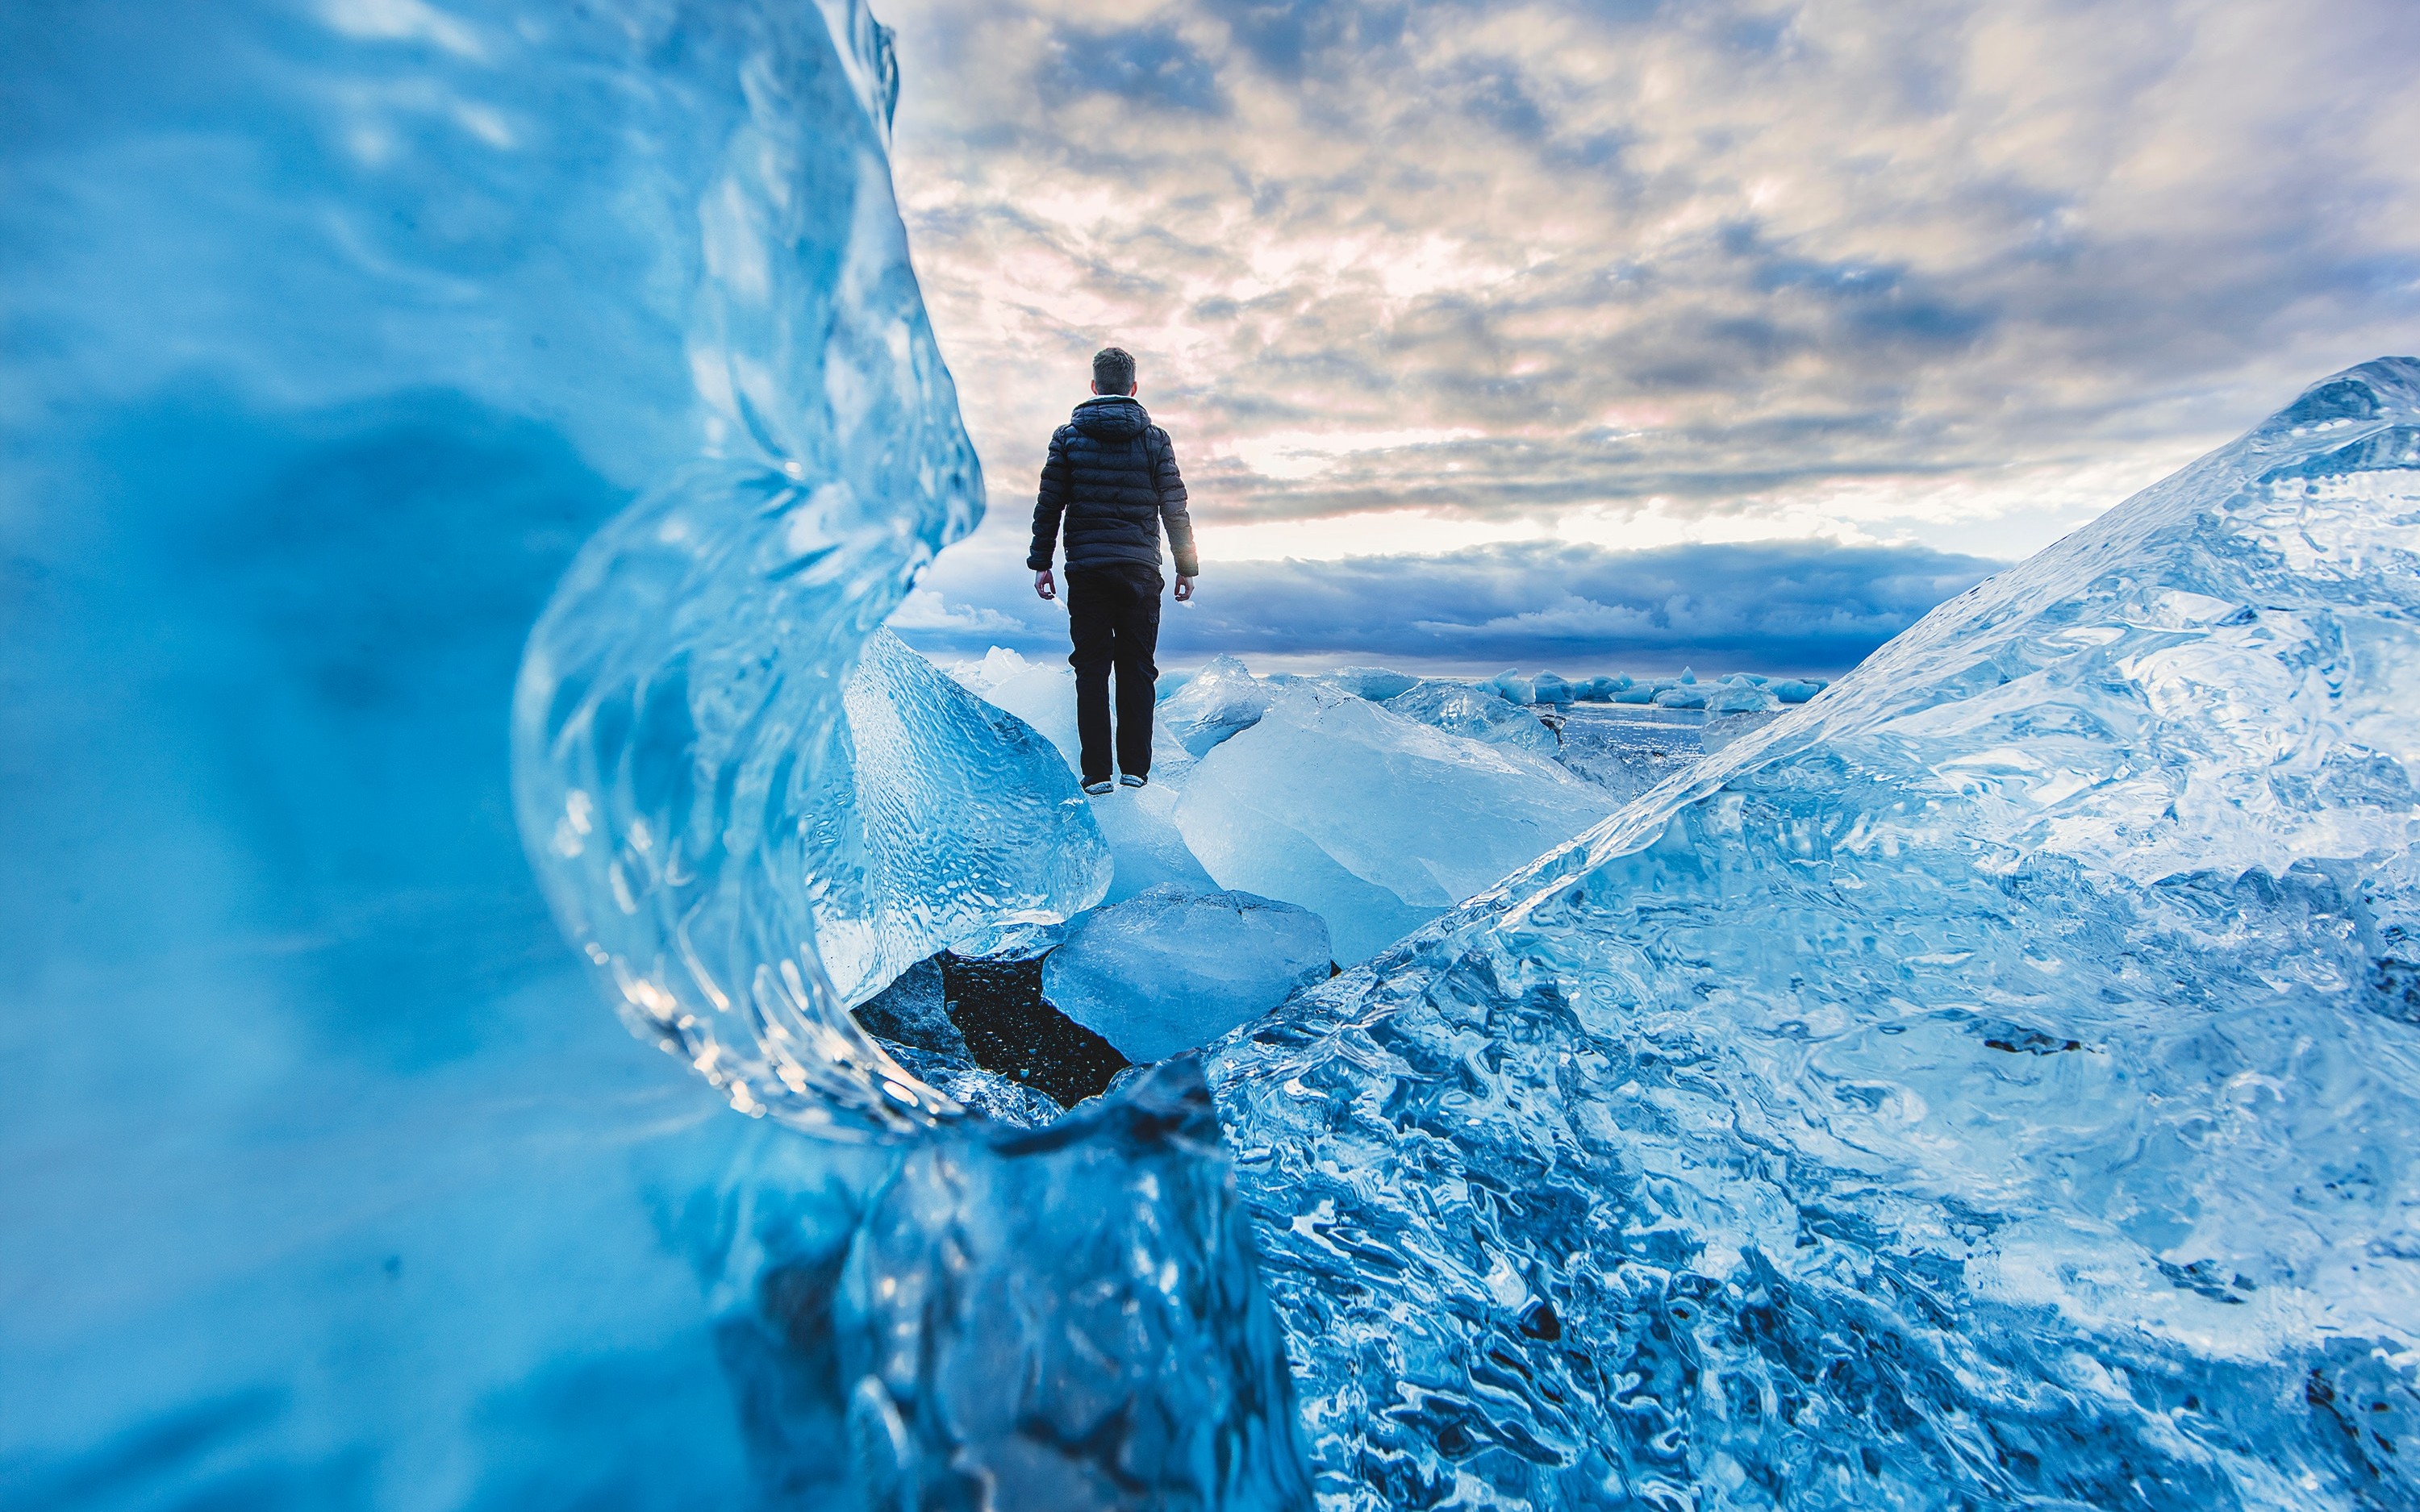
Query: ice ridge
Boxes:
[{"xmin": 1208, "ymin": 358, "xmax": 2420, "ymax": 1509}]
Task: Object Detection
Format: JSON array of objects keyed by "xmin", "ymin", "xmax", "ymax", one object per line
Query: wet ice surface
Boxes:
[
  {"xmin": 1177, "ymin": 687, "xmax": 1621, "ymax": 964},
  {"xmin": 3, "ymin": 2, "xmax": 1310, "ymax": 1506},
  {"xmin": 1045, "ymin": 885, "xmax": 1333, "ymax": 1064},
  {"xmin": 962, "ymin": 651, "xmax": 1216, "ymax": 905},
  {"xmin": 1551, "ymin": 702, "xmax": 1781, "ymax": 802},
  {"xmin": 1206, "ymin": 360, "xmax": 2420, "ymax": 1510},
  {"xmin": 1161, "ymin": 653, "xmax": 1275, "ymax": 756},
  {"xmin": 1386, "ymin": 680, "xmax": 1562, "ymax": 754}
]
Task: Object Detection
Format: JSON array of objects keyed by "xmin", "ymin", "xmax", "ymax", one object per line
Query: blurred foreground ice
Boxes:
[{"xmin": 2, "ymin": 2, "xmax": 1307, "ymax": 1506}]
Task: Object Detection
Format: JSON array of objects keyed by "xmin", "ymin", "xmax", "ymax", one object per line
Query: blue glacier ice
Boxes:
[
  {"xmin": 1, "ymin": 2, "xmax": 1308, "ymax": 1506},
  {"xmin": 1177, "ymin": 685, "xmax": 1621, "ymax": 962},
  {"xmin": 1321, "ymin": 666, "xmax": 1425, "ymax": 702},
  {"xmin": 15, "ymin": 0, "xmax": 2420, "ymax": 1506},
  {"xmin": 1385, "ymin": 678, "xmax": 1563, "ymax": 754},
  {"xmin": 1207, "ymin": 358, "xmax": 2420, "ymax": 1510},
  {"xmin": 950, "ymin": 647, "xmax": 1220, "ymax": 904},
  {"xmin": 826, "ymin": 628, "xmax": 1110, "ymax": 1003},
  {"xmin": 1044, "ymin": 884, "xmax": 1333, "ymax": 1064},
  {"xmin": 1163, "ymin": 653, "xmax": 1276, "ymax": 756}
]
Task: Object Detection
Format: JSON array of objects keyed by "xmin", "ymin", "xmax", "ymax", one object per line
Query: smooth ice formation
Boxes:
[
  {"xmin": 1485, "ymin": 669, "xmax": 1538, "ymax": 705},
  {"xmin": 1209, "ymin": 358, "xmax": 2420, "ymax": 1509},
  {"xmin": 1162, "ymin": 653, "xmax": 1274, "ymax": 755},
  {"xmin": 1178, "ymin": 686, "xmax": 1621, "ymax": 962},
  {"xmin": 1042, "ymin": 885, "xmax": 1333, "ymax": 1064},
  {"xmin": 4, "ymin": 2, "xmax": 1312, "ymax": 1505},
  {"xmin": 1384, "ymin": 678, "xmax": 1561, "ymax": 753},
  {"xmin": 959, "ymin": 655, "xmax": 1218, "ymax": 903}
]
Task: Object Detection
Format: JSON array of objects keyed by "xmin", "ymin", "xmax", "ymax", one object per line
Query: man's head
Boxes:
[{"xmin": 1091, "ymin": 347, "xmax": 1137, "ymax": 397}]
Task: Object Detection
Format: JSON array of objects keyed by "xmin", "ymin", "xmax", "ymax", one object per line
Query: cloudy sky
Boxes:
[{"xmin": 877, "ymin": 0, "xmax": 2420, "ymax": 674}]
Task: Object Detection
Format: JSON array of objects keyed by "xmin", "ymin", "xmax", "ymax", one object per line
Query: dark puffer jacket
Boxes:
[{"xmin": 1027, "ymin": 395, "xmax": 1200, "ymax": 577}]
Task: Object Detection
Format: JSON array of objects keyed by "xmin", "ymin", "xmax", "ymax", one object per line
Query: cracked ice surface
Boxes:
[{"xmin": 1208, "ymin": 359, "xmax": 2420, "ymax": 1510}]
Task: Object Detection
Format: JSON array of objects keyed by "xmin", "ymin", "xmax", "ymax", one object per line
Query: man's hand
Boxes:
[
  {"xmin": 1174, "ymin": 575, "xmax": 1195, "ymax": 603},
  {"xmin": 1034, "ymin": 569, "xmax": 1056, "ymax": 602}
]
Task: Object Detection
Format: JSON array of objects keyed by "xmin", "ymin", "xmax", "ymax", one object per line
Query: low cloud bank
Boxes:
[{"xmin": 892, "ymin": 539, "xmax": 2000, "ymax": 675}]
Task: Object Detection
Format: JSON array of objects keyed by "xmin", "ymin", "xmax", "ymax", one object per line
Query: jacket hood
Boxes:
[{"xmin": 1071, "ymin": 394, "xmax": 1149, "ymax": 440}]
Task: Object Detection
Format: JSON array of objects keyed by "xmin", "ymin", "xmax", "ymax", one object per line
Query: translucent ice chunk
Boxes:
[
  {"xmin": 1159, "ymin": 653, "xmax": 1270, "ymax": 756},
  {"xmin": 1321, "ymin": 666, "xmax": 1421, "ymax": 702},
  {"xmin": 1177, "ymin": 687, "xmax": 1619, "ymax": 961},
  {"xmin": 816, "ymin": 629, "xmax": 1110, "ymax": 1006},
  {"xmin": 1483, "ymin": 669, "xmax": 1537, "ymax": 705},
  {"xmin": 1042, "ymin": 885, "xmax": 1331, "ymax": 1063},
  {"xmin": 1697, "ymin": 676, "xmax": 1780, "ymax": 714},
  {"xmin": 5, "ymin": 2, "xmax": 1312, "ymax": 1504},
  {"xmin": 829, "ymin": 1064, "xmax": 1312, "ymax": 1509},
  {"xmin": 1383, "ymin": 679, "xmax": 1559, "ymax": 752},
  {"xmin": 962, "ymin": 658, "xmax": 1216, "ymax": 903},
  {"xmin": 1209, "ymin": 358, "xmax": 2420, "ymax": 1508}
]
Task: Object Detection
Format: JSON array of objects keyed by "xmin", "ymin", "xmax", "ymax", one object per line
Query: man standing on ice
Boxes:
[{"xmin": 1029, "ymin": 346, "xmax": 1200, "ymax": 797}]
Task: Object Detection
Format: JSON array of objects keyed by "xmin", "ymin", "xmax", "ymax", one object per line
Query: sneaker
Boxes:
[
  {"xmin": 1082, "ymin": 779, "xmax": 1114, "ymax": 796},
  {"xmin": 1118, "ymin": 773, "xmax": 1148, "ymax": 789}
]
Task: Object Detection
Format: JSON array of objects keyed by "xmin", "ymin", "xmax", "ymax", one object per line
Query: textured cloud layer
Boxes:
[
  {"xmin": 895, "ymin": 536, "xmax": 1995, "ymax": 673},
  {"xmin": 880, "ymin": 0, "xmax": 2420, "ymax": 664}
]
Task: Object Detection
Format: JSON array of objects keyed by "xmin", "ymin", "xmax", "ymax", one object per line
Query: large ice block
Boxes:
[
  {"xmin": 1042, "ymin": 885, "xmax": 1332, "ymax": 1063},
  {"xmin": 1320, "ymin": 666, "xmax": 1422, "ymax": 702},
  {"xmin": 1383, "ymin": 678, "xmax": 1559, "ymax": 753},
  {"xmin": 1159, "ymin": 653, "xmax": 1271, "ymax": 756},
  {"xmin": 812, "ymin": 629, "xmax": 1111, "ymax": 1006},
  {"xmin": 2, "ymin": 2, "xmax": 1310, "ymax": 1506},
  {"xmin": 958, "ymin": 654, "xmax": 1218, "ymax": 903},
  {"xmin": 1176, "ymin": 686, "xmax": 1620, "ymax": 961},
  {"xmin": 1209, "ymin": 358, "xmax": 2420, "ymax": 1509}
]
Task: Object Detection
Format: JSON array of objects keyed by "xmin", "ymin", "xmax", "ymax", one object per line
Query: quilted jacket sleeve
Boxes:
[
  {"xmin": 1027, "ymin": 426, "xmax": 1070, "ymax": 571},
  {"xmin": 1150, "ymin": 427, "xmax": 1200, "ymax": 577}
]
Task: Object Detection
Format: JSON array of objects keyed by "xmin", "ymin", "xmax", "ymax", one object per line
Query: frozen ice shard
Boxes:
[
  {"xmin": 959, "ymin": 655, "xmax": 1219, "ymax": 903},
  {"xmin": 1208, "ymin": 358, "xmax": 2420, "ymax": 1509},
  {"xmin": 1321, "ymin": 666, "xmax": 1423, "ymax": 702},
  {"xmin": 816, "ymin": 629, "xmax": 1110, "ymax": 1008},
  {"xmin": 1161, "ymin": 653, "xmax": 1273, "ymax": 756},
  {"xmin": 1178, "ymin": 686, "xmax": 1620, "ymax": 962},
  {"xmin": 1383, "ymin": 678, "xmax": 1561, "ymax": 753},
  {"xmin": 1043, "ymin": 885, "xmax": 1333, "ymax": 1063}
]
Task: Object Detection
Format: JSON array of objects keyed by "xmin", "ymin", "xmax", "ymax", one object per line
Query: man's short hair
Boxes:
[{"xmin": 1093, "ymin": 347, "xmax": 1137, "ymax": 394}]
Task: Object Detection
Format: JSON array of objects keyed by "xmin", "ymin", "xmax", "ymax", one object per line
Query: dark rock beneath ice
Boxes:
[{"xmin": 940, "ymin": 952, "xmax": 1129, "ymax": 1108}]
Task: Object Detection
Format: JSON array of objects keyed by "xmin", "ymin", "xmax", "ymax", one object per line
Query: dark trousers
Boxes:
[{"xmin": 1065, "ymin": 564, "xmax": 1162, "ymax": 785}]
